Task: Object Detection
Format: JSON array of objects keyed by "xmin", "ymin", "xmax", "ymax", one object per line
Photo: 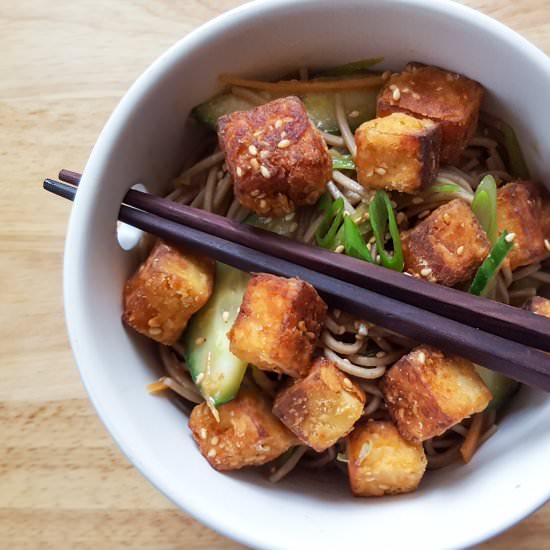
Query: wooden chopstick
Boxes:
[
  {"xmin": 44, "ymin": 176, "xmax": 550, "ymax": 392},
  {"xmin": 57, "ymin": 169, "xmax": 550, "ymax": 354}
]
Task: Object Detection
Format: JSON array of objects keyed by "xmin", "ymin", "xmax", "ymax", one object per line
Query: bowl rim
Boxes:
[{"xmin": 64, "ymin": 0, "xmax": 550, "ymax": 548}]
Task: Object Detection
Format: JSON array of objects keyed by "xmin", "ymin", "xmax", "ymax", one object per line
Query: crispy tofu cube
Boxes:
[
  {"xmin": 381, "ymin": 346, "xmax": 492, "ymax": 443},
  {"xmin": 347, "ymin": 421, "xmax": 427, "ymax": 497},
  {"xmin": 218, "ymin": 96, "xmax": 332, "ymax": 217},
  {"xmin": 496, "ymin": 181, "xmax": 548, "ymax": 270},
  {"xmin": 122, "ymin": 241, "xmax": 215, "ymax": 345},
  {"xmin": 272, "ymin": 358, "xmax": 365, "ymax": 452},
  {"xmin": 525, "ymin": 296, "xmax": 550, "ymax": 319},
  {"xmin": 377, "ymin": 63, "xmax": 484, "ymax": 164},
  {"xmin": 189, "ymin": 386, "xmax": 297, "ymax": 471},
  {"xmin": 401, "ymin": 199, "xmax": 490, "ymax": 286},
  {"xmin": 228, "ymin": 274, "xmax": 327, "ymax": 378},
  {"xmin": 354, "ymin": 113, "xmax": 441, "ymax": 194}
]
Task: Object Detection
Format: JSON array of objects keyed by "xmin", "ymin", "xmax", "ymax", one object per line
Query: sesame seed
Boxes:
[
  {"xmin": 250, "ymin": 158, "xmax": 260, "ymax": 170},
  {"xmin": 222, "ymin": 310, "xmax": 230, "ymax": 323},
  {"xmin": 412, "ymin": 197, "xmax": 424, "ymax": 205},
  {"xmin": 382, "ymin": 70, "xmax": 391, "ymax": 80},
  {"xmin": 298, "ymin": 320, "xmax": 306, "ymax": 331},
  {"xmin": 396, "ymin": 212, "xmax": 407, "ymax": 224},
  {"xmin": 289, "ymin": 222, "xmax": 298, "ymax": 232},
  {"xmin": 375, "ymin": 254, "xmax": 381, "ymax": 264},
  {"xmin": 392, "ymin": 87, "xmax": 401, "ymax": 101},
  {"xmin": 148, "ymin": 318, "xmax": 161, "ymax": 327},
  {"xmin": 335, "ymin": 244, "xmax": 345, "ymax": 254},
  {"xmin": 248, "ymin": 144, "xmax": 257, "ymax": 155},
  {"xmin": 195, "ymin": 337, "xmax": 206, "ymax": 346},
  {"xmin": 348, "ymin": 110, "xmax": 360, "ymax": 118},
  {"xmin": 365, "ymin": 168, "xmax": 374, "ymax": 177},
  {"xmin": 306, "ymin": 331, "xmax": 317, "ymax": 340},
  {"xmin": 376, "ymin": 351, "xmax": 386, "ymax": 358},
  {"xmin": 456, "ymin": 245, "xmax": 465, "ymax": 256},
  {"xmin": 281, "ymin": 131, "xmax": 287, "ymax": 138},
  {"xmin": 374, "ymin": 167, "xmax": 386, "ymax": 176},
  {"xmin": 236, "ymin": 166, "xmax": 243, "ymax": 177},
  {"xmin": 418, "ymin": 351, "xmax": 426, "ymax": 364},
  {"xmin": 412, "ymin": 92, "xmax": 420, "ymax": 100},
  {"xmin": 259, "ymin": 150, "xmax": 269, "ymax": 159},
  {"xmin": 284, "ymin": 213, "xmax": 295, "ymax": 221},
  {"xmin": 277, "ymin": 139, "xmax": 291, "ymax": 149},
  {"xmin": 275, "ymin": 119, "xmax": 283, "ymax": 129},
  {"xmin": 420, "ymin": 267, "xmax": 432, "ymax": 277},
  {"xmin": 199, "ymin": 428, "xmax": 207, "ymax": 440},
  {"xmin": 250, "ymin": 189, "xmax": 260, "ymax": 197},
  {"xmin": 260, "ymin": 166, "xmax": 271, "ymax": 178},
  {"xmin": 505, "ymin": 232, "xmax": 516, "ymax": 243},
  {"xmin": 210, "ymin": 436, "xmax": 219, "ymax": 445},
  {"xmin": 259, "ymin": 199, "xmax": 267, "ymax": 209},
  {"xmin": 207, "ymin": 449, "xmax": 217, "ymax": 458},
  {"xmin": 545, "ymin": 239, "xmax": 550, "ymax": 252},
  {"xmin": 418, "ymin": 209, "xmax": 430, "ymax": 219},
  {"xmin": 442, "ymin": 213, "xmax": 451, "ymax": 224},
  {"xmin": 148, "ymin": 328, "xmax": 162, "ymax": 336},
  {"xmin": 343, "ymin": 377, "xmax": 353, "ymax": 390}
]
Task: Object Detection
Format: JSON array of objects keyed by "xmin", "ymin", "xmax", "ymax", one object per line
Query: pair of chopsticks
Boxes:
[{"xmin": 44, "ymin": 170, "xmax": 550, "ymax": 392}]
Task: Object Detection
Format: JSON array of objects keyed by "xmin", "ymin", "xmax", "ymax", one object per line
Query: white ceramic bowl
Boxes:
[{"xmin": 64, "ymin": 1, "xmax": 550, "ymax": 548}]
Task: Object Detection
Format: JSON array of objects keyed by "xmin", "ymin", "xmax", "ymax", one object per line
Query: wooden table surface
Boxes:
[{"xmin": 1, "ymin": 1, "xmax": 549, "ymax": 548}]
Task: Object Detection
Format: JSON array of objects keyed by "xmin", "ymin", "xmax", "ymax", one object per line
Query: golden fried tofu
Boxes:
[
  {"xmin": 525, "ymin": 296, "xmax": 550, "ymax": 319},
  {"xmin": 218, "ymin": 96, "xmax": 332, "ymax": 217},
  {"xmin": 122, "ymin": 241, "xmax": 215, "ymax": 345},
  {"xmin": 496, "ymin": 181, "xmax": 548, "ymax": 270},
  {"xmin": 189, "ymin": 386, "xmax": 297, "ymax": 471},
  {"xmin": 347, "ymin": 421, "xmax": 427, "ymax": 497},
  {"xmin": 354, "ymin": 113, "xmax": 441, "ymax": 194},
  {"xmin": 228, "ymin": 274, "xmax": 327, "ymax": 378},
  {"xmin": 401, "ymin": 199, "xmax": 490, "ymax": 286},
  {"xmin": 272, "ymin": 358, "xmax": 365, "ymax": 452},
  {"xmin": 381, "ymin": 346, "xmax": 492, "ymax": 443},
  {"xmin": 377, "ymin": 63, "xmax": 484, "ymax": 164}
]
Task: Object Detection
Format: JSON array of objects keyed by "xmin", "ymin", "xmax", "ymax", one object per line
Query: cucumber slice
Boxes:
[
  {"xmin": 475, "ymin": 366, "xmax": 520, "ymax": 411},
  {"xmin": 245, "ymin": 213, "xmax": 298, "ymax": 237},
  {"xmin": 183, "ymin": 263, "xmax": 249, "ymax": 405},
  {"xmin": 303, "ymin": 88, "xmax": 380, "ymax": 134},
  {"xmin": 192, "ymin": 94, "xmax": 254, "ymax": 130}
]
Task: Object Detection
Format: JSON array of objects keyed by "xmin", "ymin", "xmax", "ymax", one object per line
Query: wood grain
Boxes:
[{"xmin": 0, "ymin": 1, "xmax": 548, "ymax": 548}]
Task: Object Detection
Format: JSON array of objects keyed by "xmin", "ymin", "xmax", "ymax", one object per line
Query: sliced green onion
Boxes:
[
  {"xmin": 318, "ymin": 57, "xmax": 384, "ymax": 77},
  {"xmin": 333, "ymin": 203, "xmax": 371, "ymax": 250},
  {"xmin": 331, "ymin": 152, "xmax": 355, "ymax": 171},
  {"xmin": 500, "ymin": 122, "xmax": 530, "ymax": 179},
  {"xmin": 343, "ymin": 215, "xmax": 374, "ymax": 263},
  {"xmin": 469, "ymin": 230, "xmax": 514, "ymax": 296},
  {"xmin": 315, "ymin": 197, "xmax": 345, "ymax": 249},
  {"xmin": 369, "ymin": 191, "xmax": 404, "ymax": 272},
  {"xmin": 472, "ymin": 175, "xmax": 498, "ymax": 243},
  {"xmin": 424, "ymin": 183, "xmax": 463, "ymax": 195}
]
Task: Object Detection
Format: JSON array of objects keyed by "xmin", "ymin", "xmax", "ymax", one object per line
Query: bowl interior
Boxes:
[{"xmin": 65, "ymin": 1, "xmax": 550, "ymax": 548}]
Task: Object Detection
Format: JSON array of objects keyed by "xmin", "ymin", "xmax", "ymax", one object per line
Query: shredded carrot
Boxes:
[
  {"xmin": 218, "ymin": 74, "xmax": 384, "ymax": 93},
  {"xmin": 460, "ymin": 413, "xmax": 484, "ymax": 464},
  {"xmin": 147, "ymin": 377, "xmax": 168, "ymax": 394}
]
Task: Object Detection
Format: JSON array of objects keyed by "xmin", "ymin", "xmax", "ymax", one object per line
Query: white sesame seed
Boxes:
[
  {"xmin": 418, "ymin": 351, "xmax": 426, "ymax": 364},
  {"xmin": 210, "ymin": 436, "xmax": 219, "ymax": 445},
  {"xmin": 277, "ymin": 139, "xmax": 291, "ymax": 149},
  {"xmin": 281, "ymin": 131, "xmax": 287, "ymax": 138},
  {"xmin": 545, "ymin": 239, "xmax": 550, "ymax": 252},
  {"xmin": 418, "ymin": 209, "xmax": 430, "ymax": 219},
  {"xmin": 250, "ymin": 158, "xmax": 259, "ymax": 170},
  {"xmin": 248, "ymin": 144, "xmax": 257, "ymax": 155},
  {"xmin": 396, "ymin": 212, "xmax": 407, "ymax": 224},
  {"xmin": 260, "ymin": 166, "xmax": 271, "ymax": 178},
  {"xmin": 284, "ymin": 213, "xmax": 295, "ymax": 221},
  {"xmin": 375, "ymin": 254, "xmax": 381, "ymax": 264},
  {"xmin": 335, "ymin": 244, "xmax": 345, "ymax": 254},
  {"xmin": 505, "ymin": 232, "xmax": 516, "ymax": 243},
  {"xmin": 236, "ymin": 166, "xmax": 243, "ymax": 177},
  {"xmin": 199, "ymin": 428, "xmax": 207, "ymax": 440},
  {"xmin": 374, "ymin": 167, "xmax": 387, "ymax": 176},
  {"xmin": 222, "ymin": 310, "xmax": 230, "ymax": 323},
  {"xmin": 348, "ymin": 110, "xmax": 360, "ymax": 118},
  {"xmin": 259, "ymin": 150, "xmax": 269, "ymax": 159},
  {"xmin": 412, "ymin": 92, "xmax": 420, "ymax": 100},
  {"xmin": 207, "ymin": 449, "xmax": 217, "ymax": 458},
  {"xmin": 412, "ymin": 197, "xmax": 424, "ymax": 205},
  {"xmin": 382, "ymin": 70, "xmax": 391, "ymax": 80},
  {"xmin": 259, "ymin": 199, "xmax": 267, "ymax": 209},
  {"xmin": 275, "ymin": 119, "xmax": 283, "ymax": 129},
  {"xmin": 456, "ymin": 245, "xmax": 465, "ymax": 256},
  {"xmin": 442, "ymin": 213, "xmax": 451, "ymax": 224},
  {"xmin": 343, "ymin": 377, "xmax": 353, "ymax": 390},
  {"xmin": 148, "ymin": 327, "xmax": 162, "ymax": 336},
  {"xmin": 392, "ymin": 87, "xmax": 401, "ymax": 101},
  {"xmin": 376, "ymin": 351, "xmax": 386, "ymax": 358},
  {"xmin": 389, "ymin": 84, "xmax": 397, "ymax": 91},
  {"xmin": 420, "ymin": 267, "xmax": 432, "ymax": 277},
  {"xmin": 195, "ymin": 337, "xmax": 206, "ymax": 346}
]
